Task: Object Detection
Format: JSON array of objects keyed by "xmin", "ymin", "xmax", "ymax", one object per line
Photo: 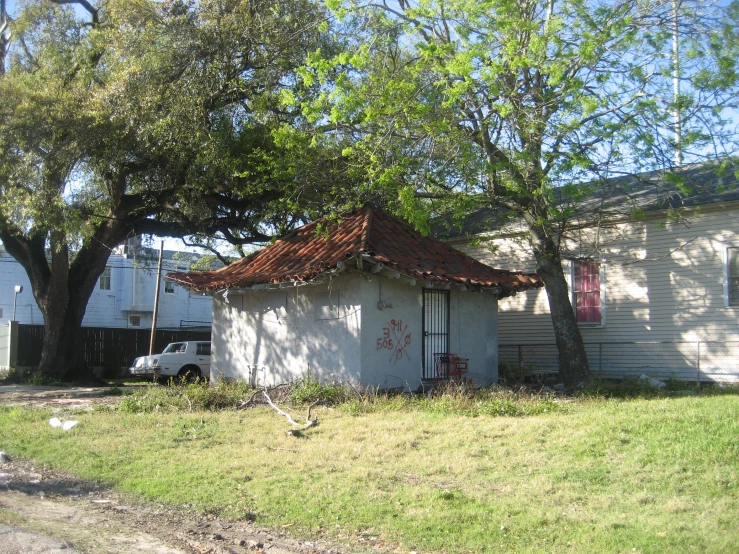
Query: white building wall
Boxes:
[
  {"xmin": 0, "ymin": 251, "xmax": 43, "ymax": 324},
  {"xmin": 359, "ymin": 277, "xmax": 499, "ymax": 389},
  {"xmin": 359, "ymin": 275, "xmax": 424, "ymax": 390},
  {"xmin": 450, "ymin": 288, "xmax": 498, "ymax": 386},
  {"xmin": 0, "ymin": 249, "xmax": 212, "ymax": 330},
  {"xmin": 211, "ymin": 273, "xmax": 363, "ymax": 386},
  {"xmin": 211, "ymin": 271, "xmax": 500, "ymax": 389},
  {"xmin": 454, "ymin": 204, "xmax": 739, "ymax": 381},
  {"xmin": 0, "ymin": 322, "xmax": 12, "ymax": 369}
]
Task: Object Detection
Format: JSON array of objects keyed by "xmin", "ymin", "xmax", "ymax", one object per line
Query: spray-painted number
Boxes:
[
  {"xmin": 377, "ymin": 337, "xmax": 394, "ymax": 350},
  {"xmin": 376, "ymin": 320, "xmax": 412, "ymax": 364}
]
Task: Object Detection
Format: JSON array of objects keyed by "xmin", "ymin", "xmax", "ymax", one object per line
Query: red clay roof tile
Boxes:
[{"xmin": 167, "ymin": 205, "xmax": 543, "ymax": 297}]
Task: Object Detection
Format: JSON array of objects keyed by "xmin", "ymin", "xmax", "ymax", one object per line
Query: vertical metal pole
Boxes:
[
  {"xmin": 0, "ymin": 0, "xmax": 8, "ymax": 76},
  {"xmin": 696, "ymin": 340, "xmax": 701, "ymax": 384},
  {"xmin": 148, "ymin": 241, "xmax": 164, "ymax": 356},
  {"xmin": 12, "ymin": 290, "xmax": 18, "ymax": 321},
  {"xmin": 445, "ymin": 290, "xmax": 450, "ymax": 354},
  {"xmin": 518, "ymin": 345, "xmax": 524, "ymax": 376},
  {"xmin": 421, "ymin": 290, "xmax": 426, "ymax": 379}
]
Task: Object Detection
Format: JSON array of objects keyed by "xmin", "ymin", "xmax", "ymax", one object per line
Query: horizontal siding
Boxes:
[{"xmin": 456, "ymin": 208, "xmax": 739, "ymax": 345}]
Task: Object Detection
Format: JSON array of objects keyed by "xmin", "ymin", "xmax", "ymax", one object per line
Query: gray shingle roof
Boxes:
[{"xmin": 437, "ymin": 161, "xmax": 739, "ymax": 238}]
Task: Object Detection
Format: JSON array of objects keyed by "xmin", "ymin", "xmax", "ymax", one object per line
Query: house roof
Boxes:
[
  {"xmin": 438, "ymin": 161, "xmax": 739, "ymax": 238},
  {"xmin": 166, "ymin": 204, "xmax": 543, "ymax": 297}
]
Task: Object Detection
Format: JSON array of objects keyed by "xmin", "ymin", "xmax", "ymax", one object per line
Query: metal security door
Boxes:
[{"xmin": 422, "ymin": 289, "xmax": 450, "ymax": 379}]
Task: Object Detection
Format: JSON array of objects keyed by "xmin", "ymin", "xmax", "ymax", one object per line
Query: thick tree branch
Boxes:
[{"xmin": 263, "ymin": 390, "xmax": 319, "ymax": 435}]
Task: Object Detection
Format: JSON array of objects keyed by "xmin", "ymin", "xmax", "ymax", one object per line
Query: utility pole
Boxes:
[
  {"xmin": 672, "ymin": 0, "xmax": 683, "ymax": 166},
  {"xmin": 149, "ymin": 241, "xmax": 164, "ymax": 356},
  {"xmin": 0, "ymin": 0, "xmax": 9, "ymax": 76}
]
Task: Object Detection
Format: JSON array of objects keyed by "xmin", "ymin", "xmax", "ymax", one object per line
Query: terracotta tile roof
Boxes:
[{"xmin": 167, "ymin": 205, "xmax": 543, "ymax": 297}]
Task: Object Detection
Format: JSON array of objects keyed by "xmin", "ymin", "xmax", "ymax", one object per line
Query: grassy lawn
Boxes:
[{"xmin": 0, "ymin": 386, "xmax": 737, "ymax": 553}]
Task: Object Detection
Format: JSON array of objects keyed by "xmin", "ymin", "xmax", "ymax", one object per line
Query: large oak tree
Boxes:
[{"xmin": 0, "ymin": 0, "xmax": 351, "ymax": 379}]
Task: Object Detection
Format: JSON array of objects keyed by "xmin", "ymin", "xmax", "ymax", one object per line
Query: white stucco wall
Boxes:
[
  {"xmin": 449, "ymin": 288, "xmax": 499, "ymax": 386},
  {"xmin": 360, "ymin": 277, "xmax": 499, "ymax": 389},
  {"xmin": 211, "ymin": 271, "xmax": 500, "ymax": 388},
  {"xmin": 359, "ymin": 275, "xmax": 424, "ymax": 389},
  {"xmin": 211, "ymin": 273, "xmax": 363, "ymax": 386}
]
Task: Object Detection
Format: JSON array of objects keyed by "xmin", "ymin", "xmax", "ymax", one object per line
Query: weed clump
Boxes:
[
  {"xmin": 340, "ymin": 381, "xmax": 563, "ymax": 417},
  {"xmin": 287, "ymin": 374, "xmax": 349, "ymax": 405},
  {"xmin": 118, "ymin": 379, "xmax": 255, "ymax": 413},
  {"xmin": 116, "ymin": 376, "xmax": 565, "ymax": 418}
]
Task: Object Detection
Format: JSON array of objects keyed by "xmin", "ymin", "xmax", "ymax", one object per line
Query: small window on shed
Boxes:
[
  {"xmin": 129, "ymin": 314, "xmax": 141, "ymax": 327},
  {"xmin": 164, "ymin": 279, "xmax": 175, "ymax": 294},
  {"xmin": 314, "ymin": 291, "xmax": 339, "ymax": 320}
]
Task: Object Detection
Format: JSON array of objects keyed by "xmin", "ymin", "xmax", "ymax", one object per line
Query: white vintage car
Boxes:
[{"xmin": 129, "ymin": 341, "xmax": 211, "ymax": 382}]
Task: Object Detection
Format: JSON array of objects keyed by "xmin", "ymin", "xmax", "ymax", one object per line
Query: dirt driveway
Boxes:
[
  {"xmin": 0, "ymin": 386, "xmax": 386, "ymax": 554},
  {"xmin": 0, "ymin": 384, "xmax": 130, "ymax": 410}
]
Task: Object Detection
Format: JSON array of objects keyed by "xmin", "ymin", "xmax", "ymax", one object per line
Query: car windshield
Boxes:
[{"xmin": 162, "ymin": 343, "xmax": 186, "ymax": 354}]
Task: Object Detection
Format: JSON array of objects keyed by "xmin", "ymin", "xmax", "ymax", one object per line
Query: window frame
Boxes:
[
  {"xmin": 723, "ymin": 244, "xmax": 739, "ymax": 307},
  {"xmin": 566, "ymin": 258, "xmax": 606, "ymax": 327},
  {"xmin": 164, "ymin": 279, "xmax": 175, "ymax": 294},
  {"xmin": 99, "ymin": 266, "xmax": 111, "ymax": 291}
]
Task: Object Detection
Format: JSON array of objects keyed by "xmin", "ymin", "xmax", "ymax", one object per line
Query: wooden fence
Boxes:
[{"xmin": 17, "ymin": 325, "xmax": 211, "ymax": 376}]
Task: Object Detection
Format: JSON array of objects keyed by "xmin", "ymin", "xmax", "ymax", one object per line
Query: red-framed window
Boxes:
[
  {"xmin": 728, "ymin": 247, "xmax": 739, "ymax": 306},
  {"xmin": 573, "ymin": 261, "xmax": 601, "ymax": 324}
]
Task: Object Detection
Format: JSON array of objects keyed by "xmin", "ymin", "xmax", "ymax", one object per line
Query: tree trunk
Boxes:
[
  {"xmin": 1, "ymin": 221, "xmax": 128, "ymax": 382},
  {"xmin": 528, "ymin": 226, "xmax": 591, "ymax": 386},
  {"xmin": 37, "ymin": 291, "xmax": 89, "ymax": 380}
]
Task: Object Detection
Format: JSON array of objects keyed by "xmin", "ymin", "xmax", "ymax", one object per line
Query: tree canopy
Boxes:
[
  {"xmin": 307, "ymin": 0, "xmax": 739, "ymax": 384},
  {"xmin": 0, "ymin": 0, "xmax": 357, "ymax": 377}
]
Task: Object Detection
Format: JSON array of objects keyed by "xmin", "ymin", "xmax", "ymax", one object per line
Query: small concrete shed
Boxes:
[{"xmin": 167, "ymin": 205, "xmax": 542, "ymax": 390}]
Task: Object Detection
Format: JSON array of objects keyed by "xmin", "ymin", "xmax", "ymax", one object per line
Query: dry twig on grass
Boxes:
[{"xmin": 262, "ymin": 390, "xmax": 320, "ymax": 436}]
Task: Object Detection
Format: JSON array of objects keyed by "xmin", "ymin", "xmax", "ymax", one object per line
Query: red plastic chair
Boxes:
[{"xmin": 434, "ymin": 353, "xmax": 469, "ymax": 380}]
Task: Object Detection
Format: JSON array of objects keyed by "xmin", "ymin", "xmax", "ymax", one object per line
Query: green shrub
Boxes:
[
  {"xmin": 0, "ymin": 366, "xmax": 21, "ymax": 383},
  {"xmin": 287, "ymin": 374, "xmax": 349, "ymax": 405},
  {"xmin": 118, "ymin": 379, "xmax": 256, "ymax": 413},
  {"xmin": 339, "ymin": 382, "xmax": 563, "ymax": 417}
]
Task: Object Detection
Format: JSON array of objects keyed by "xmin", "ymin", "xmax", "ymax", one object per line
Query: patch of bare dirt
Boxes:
[
  {"xmin": 0, "ymin": 387, "xmax": 396, "ymax": 554},
  {"xmin": 0, "ymin": 457, "xmax": 386, "ymax": 554},
  {"xmin": 0, "ymin": 385, "xmax": 127, "ymax": 410}
]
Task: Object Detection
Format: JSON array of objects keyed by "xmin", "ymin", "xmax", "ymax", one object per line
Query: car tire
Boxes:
[{"xmin": 177, "ymin": 366, "xmax": 201, "ymax": 384}]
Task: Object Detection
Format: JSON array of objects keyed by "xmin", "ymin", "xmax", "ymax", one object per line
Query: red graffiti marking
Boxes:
[{"xmin": 376, "ymin": 319, "xmax": 411, "ymax": 364}]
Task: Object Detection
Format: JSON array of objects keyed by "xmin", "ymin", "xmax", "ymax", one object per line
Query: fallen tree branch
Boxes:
[
  {"xmin": 263, "ymin": 390, "xmax": 320, "ymax": 436},
  {"xmin": 237, "ymin": 388, "xmax": 263, "ymax": 409},
  {"xmin": 237, "ymin": 383, "xmax": 290, "ymax": 410}
]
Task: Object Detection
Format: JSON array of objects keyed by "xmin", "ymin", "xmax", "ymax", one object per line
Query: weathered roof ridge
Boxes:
[
  {"xmin": 359, "ymin": 203, "xmax": 374, "ymax": 253},
  {"xmin": 167, "ymin": 205, "xmax": 543, "ymax": 297}
]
